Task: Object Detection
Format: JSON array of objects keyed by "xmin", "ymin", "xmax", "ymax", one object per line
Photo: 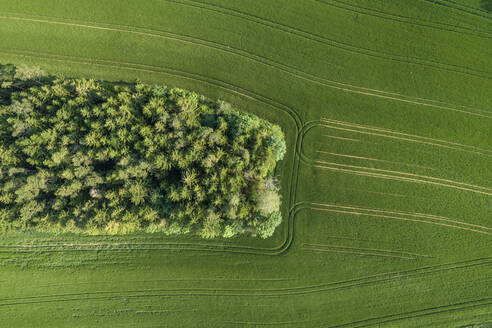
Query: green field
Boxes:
[{"xmin": 0, "ymin": 0, "xmax": 491, "ymax": 327}]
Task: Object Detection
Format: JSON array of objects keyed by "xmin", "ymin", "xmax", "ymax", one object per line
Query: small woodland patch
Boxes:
[{"xmin": 0, "ymin": 64, "xmax": 286, "ymax": 238}]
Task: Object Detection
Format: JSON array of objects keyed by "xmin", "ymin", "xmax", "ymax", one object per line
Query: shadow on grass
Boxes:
[{"xmin": 481, "ymin": 0, "xmax": 492, "ymax": 12}]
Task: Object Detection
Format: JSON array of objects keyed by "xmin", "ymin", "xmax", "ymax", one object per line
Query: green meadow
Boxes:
[{"xmin": 0, "ymin": 0, "xmax": 491, "ymax": 326}]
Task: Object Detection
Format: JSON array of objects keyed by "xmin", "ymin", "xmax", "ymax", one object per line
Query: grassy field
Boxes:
[{"xmin": 0, "ymin": 0, "xmax": 491, "ymax": 327}]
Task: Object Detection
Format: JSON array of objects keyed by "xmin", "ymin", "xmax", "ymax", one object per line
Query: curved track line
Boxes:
[
  {"xmin": 0, "ymin": 48, "xmax": 302, "ymax": 256},
  {"xmin": 162, "ymin": 0, "xmax": 492, "ymax": 81},
  {"xmin": 0, "ymin": 11, "xmax": 489, "ymax": 119}
]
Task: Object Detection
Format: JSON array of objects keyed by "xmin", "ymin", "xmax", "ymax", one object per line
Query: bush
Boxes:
[
  {"xmin": 267, "ymin": 125, "xmax": 287, "ymax": 161},
  {"xmin": 256, "ymin": 211, "xmax": 282, "ymax": 239}
]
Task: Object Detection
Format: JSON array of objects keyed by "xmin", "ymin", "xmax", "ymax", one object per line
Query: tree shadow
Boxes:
[{"xmin": 480, "ymin": 0, "xmax": 492, "ymax": 12}]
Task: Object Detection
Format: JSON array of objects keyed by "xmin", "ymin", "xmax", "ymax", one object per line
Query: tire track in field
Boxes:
[
  {"xmin": 224, "ymin": 320, "xmax": 308, "ymax": 326},
  {"xmin": 423, "ymin": 0, "xmax": 492, "ymax": 21},
  {"xmin": 1, "ymin": 258, "xmax": 490, "ymax": 306},
  {"xmin": 439, "ymin": 0, "xmax": 492, "ymax": 16},
  {"xmin": 162, "ymin": 0, "xmax": 492, "ymax": 81},
  {"xmin": 315, "ymin": 150, "xmax": 437, "ymax": 170},
  {"xmin": 327, "ymin": 298, "xmax": 492, "ymax": 328},
  {"xmin": 304, "ymin": 243, "xmax": 432, "ymax": 258},
  {"xmin": 318, "ymin": 123, "xmax": 491, "ymax": 157},
  {"xmin": 0, "ymin": 48, "xmax": 302, "ymax": 256},
  {"xmin": 311, "ymin": 202, "xmax": 492, "ymax": 232},
  {"xmin": 304, "ymin": 249, "xmax": 414, "ymax": 260},
  {"xmin": 300, "ymin": 121, "xmax": 492, "ymax": 197},
  {"xmin": 0, "ymin": 12, "xmax": 489, "ymax": 119},
  {"xmin": 315, "ymin": 163, "xmax": 492, "ymax": 197},
  {"xmin": 303, "ymin": 243, "xmax": 430, "ymax": 260},
  {"xmin": 320, "ymin": 118, "xmax": 492, "ymax": 156},
  {"xmin": 328, "ymin": 186, "xmax": 422, "ymax": 199},
  {"xmin": 315, "ymin": 0, "xmax": 492, "ymax": 38},
  {"xmin": 309, "ymin": 202, "xmax": 492, "ymax": 235},
  {"xmin": 315, "ymin": 159, "xmax": 492, "ymax": 194},
  {"xmin": 322, "ymin": 135, "xmax": 362, "ymax": 142}
]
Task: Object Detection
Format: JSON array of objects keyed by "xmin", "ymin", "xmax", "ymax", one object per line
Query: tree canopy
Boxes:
[{"xmin": 0, "ymin": 64, "xmax": 286, "ymax": 238}]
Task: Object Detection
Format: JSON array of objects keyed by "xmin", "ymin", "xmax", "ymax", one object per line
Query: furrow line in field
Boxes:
[
  {"xmin": 163, "ymin": 0, "xmax": 492, "ymax": 81},
  {"xmin": 1, "ymin": 12, "xmax": 489, "ymax": 119},
  {"xmin": 315, "ymin": 0, "xmax": 492, "ymax": 38}
]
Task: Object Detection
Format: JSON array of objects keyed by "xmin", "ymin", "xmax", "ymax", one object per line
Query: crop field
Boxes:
[{"xmin": 0, "ymin": 0, "xmax": 491, "ymax": 327}]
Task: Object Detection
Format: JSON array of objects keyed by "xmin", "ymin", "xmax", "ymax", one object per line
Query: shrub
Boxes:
[
  {"xmin": 267, "ymin": 125, "xmax": 287, "ymax": 161},
  {"xmin": 256, "ymin": 211, "xmax": 282, "ymax": 239}
]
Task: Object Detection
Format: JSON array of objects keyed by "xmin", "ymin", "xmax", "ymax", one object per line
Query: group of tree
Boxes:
[{"xmin": 0, "ymin": 64, "xmax": 286, "ymax": 238}]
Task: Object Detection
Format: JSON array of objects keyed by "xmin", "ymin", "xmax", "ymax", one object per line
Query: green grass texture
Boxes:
[{"xmin": 0, "ymin": 0, "xmax": 491, "ymax": 327}]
